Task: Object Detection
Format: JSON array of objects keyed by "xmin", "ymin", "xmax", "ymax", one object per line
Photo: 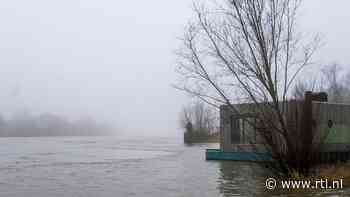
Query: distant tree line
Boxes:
[{"xmin": 0, "ymin": 112, "xmax": 114, "ymax": 137}]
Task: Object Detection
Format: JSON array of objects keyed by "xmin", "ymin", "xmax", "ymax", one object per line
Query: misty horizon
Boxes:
[
  {"xmin": 0, "ymin": 0, "xmax": 349, "ymax": 138},
  {"xmin": 1, "ymin": 1, "xmax": 350, "ymax": 197}
]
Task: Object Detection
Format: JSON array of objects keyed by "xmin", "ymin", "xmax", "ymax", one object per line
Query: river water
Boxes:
[{"xmin": 0, "ymin": 136, "xmax": 348, "ymax": 197}]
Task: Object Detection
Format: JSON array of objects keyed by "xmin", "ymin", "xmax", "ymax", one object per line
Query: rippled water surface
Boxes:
[{"xmin": 0, "ymin": 136, "xmax": 348, "ymax": 197}]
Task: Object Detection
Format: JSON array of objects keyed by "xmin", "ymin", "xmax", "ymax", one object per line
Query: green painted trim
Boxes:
[{"xmin": 325, "ymin": 125, "xmax": 350, "ymax": 144}]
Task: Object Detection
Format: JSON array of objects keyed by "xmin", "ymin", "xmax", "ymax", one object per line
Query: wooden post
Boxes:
[{"xmin": 303, "ymin": 91, "xmax": 313, "ymax": 145}]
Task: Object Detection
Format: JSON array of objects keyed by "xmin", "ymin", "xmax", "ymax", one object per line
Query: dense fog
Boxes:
[
  {"xmin": 0, "ymin": 112, "xmax": 113, "ymax": 137},
  {"xmin": 0, "ymin": 0, "xmax": 349, "ymax": 137}
]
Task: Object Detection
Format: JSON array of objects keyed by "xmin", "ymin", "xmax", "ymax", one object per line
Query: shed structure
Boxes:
[{"xmin": 207, "ymin": 92, "xmax": 350, "ymax": 162}]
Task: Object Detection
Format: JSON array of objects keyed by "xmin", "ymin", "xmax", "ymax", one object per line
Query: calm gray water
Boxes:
[{"xmin": 0, "ymin": 136, "xmax": 348, "ymax": 197}]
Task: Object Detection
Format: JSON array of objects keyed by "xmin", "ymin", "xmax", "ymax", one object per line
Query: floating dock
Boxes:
[
  {"xmin": 205, "ymin": 149, "xmax": 273, "ymax": 162},
  {"xmin": 206, "ymin": 149, "xmax": 350, "ymax": 163}
]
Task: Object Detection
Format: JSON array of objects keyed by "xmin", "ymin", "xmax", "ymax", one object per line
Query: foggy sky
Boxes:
[{"xmin": 0, "ymin": 0, "xmax": 349, "ymax": 137}]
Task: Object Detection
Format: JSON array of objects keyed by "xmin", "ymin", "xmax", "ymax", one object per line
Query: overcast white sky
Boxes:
[{"xmin": 0, "ymin": 0, "xmax": 349, "ymax": 137}]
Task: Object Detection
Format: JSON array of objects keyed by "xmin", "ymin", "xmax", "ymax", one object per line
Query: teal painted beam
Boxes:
[{"xmin": 206, "ymin": 149, "xmax": 273, "ymax": 162}]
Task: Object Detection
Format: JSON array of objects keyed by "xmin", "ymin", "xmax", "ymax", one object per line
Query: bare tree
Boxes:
[
  {"xmin": 321, "ymin": 64, "xmax": 350, "ymax": 103},
  {"xmin": 176, "ymin": 0, "xmax": 320, "ymax": 175},
  {"xmin": 293, "ymin": 63, "xmax": 350, "ymax": 103},
  {"xmin": 180, "ymin": 101, "xmax": 218, "ymax": 136},
  {"xmin": 292, "ymin": 77, "xmax": 322, "ymax": 100}
]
